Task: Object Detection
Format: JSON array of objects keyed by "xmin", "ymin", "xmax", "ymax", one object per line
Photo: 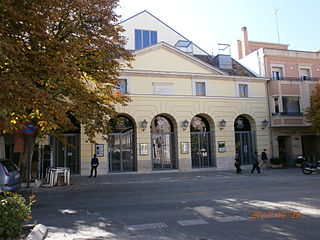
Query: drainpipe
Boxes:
[{"xmin": 266, "ymin": 78, "xmax": 274, "ymax": 159}]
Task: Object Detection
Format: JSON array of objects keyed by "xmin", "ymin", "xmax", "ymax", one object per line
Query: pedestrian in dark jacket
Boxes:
[
  {"xmin": 251, "ymin": 151, "xmax": 261, "ymax": 174},
  {"xmin": 234, "ymin": 152, "xmax": 242, "ymax": 174},
  {"xmin": 89, "ymin": 154, "xmax": 99, "ymax": 178},
  {"xmin": 261, "ymin": 149, "xmax": 269, "ymax": 170}
]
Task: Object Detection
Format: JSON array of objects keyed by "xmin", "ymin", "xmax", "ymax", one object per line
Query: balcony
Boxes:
[
  {"xmin": 272, "ymin": 112, "xmax": 303, "ymax": 116},
  {"xmin": 271, "ymin": 77, "xmax": 319, "ymax": 81}
]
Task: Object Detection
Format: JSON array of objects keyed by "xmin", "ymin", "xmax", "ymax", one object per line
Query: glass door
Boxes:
[
  {"xmin": 152, "ymin": 133, "xmax": 176, "ymax": 169},
  {"xmin": 235, "ymin": 131, "xmax": 253, "ymax": 165},
  {"xmin": 109, "ymin": 133, "xmax": 135, "ymax": 172},
  {"xmin": 53, "ymin": 134, "xmax": 80, "ymax": 174},
  {"xmin": 191, "ymin": 132, "xmax": 212, "ymax": 167}
]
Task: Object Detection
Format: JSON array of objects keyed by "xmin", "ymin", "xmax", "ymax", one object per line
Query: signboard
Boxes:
[
  {"xmin": 23, "ymin": 123, "xmax": 37, "ymax": 135},
  {"xmin": 95, "ymin": 144, "xmax": 104, "ymax": 157},
  {"xmin": 218, "ymin": 141, "xmax": 226, "ymax": 153}
]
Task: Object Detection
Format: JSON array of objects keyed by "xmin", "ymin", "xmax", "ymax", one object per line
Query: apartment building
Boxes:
[{"xmin": 233, "ymin": 27, "xmax": 320, "ymax": 166}]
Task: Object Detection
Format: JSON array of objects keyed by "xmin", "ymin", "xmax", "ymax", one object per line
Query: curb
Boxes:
[{"xmin": 25, "ymin": 224, "xmax": 48, "ymax": 240}]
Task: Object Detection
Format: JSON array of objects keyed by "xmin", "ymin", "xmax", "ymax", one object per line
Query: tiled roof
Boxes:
[{"xmin": 194, "ymin": 54, "xmax": 257, "ymax": 77}]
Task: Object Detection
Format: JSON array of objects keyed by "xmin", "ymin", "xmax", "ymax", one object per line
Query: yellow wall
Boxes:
[
  {"xmin": 80, "ymin": 44, "xmax": 270, "ymax": 174},
  {"xmin": 133, "ymin": 46, "xmax": 219, "ymax": 74}
]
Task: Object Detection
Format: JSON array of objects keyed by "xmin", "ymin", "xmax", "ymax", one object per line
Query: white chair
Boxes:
[{"xmin": 50, "ymin": 167, "xmax": 70, "ymax": 186}]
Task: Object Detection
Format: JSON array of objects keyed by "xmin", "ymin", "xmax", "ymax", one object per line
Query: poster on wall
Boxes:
[
  {"xmin": 218, "ymin": 141, "xmax": 226, "ymax": 153},
  {"xmin": 140, "ymin": 143, "xmax": 148, "ymax": 155},
  {"xmin": 180, "ymin": 142, "xmax": 189, "ymax": 154},
  {"xmin": 95, "ymin": 144, "xmax": 104, "ymax": 157}
]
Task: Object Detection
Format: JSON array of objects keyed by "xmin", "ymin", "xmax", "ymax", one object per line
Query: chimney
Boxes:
[{"xmin": 241, "ymin": 27, "xmax": 249, "ymax": 58}]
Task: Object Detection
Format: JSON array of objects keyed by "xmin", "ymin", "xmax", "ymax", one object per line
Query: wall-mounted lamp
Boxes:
[
  {"xmin": 142, "ymin": 119, "xmax": 148, "ymax": 131},
  {"xmin": 219, "ymin": 119, "xmax": 226, "ymax": 130},
  {"xmin": 261, "ymin": 119, "xmax": 269, "ymax": 129},
  {"xmin": 182, "ymin": 119, "xmax": 189, "ymax": 130}
]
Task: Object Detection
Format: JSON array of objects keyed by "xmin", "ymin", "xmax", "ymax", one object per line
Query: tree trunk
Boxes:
[{"xmin": 20, "ymin": 134, "xmax": 37, "ymax": 187}]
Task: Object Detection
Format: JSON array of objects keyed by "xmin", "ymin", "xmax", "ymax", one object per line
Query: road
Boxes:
[{"xmin": 24, "ymin": 168, "xmax": 320, "ymax": 240}]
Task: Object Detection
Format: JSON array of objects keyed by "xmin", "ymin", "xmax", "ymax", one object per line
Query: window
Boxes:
[
  {"xmin": 300, "ymin": 68, "xmax": 311, "ymax": 80},
  {"xmin": 272, "ymin": 67, "xmax": 284, "ymax": 80},
  {"xmin": 282, "ymin": 96, "xmax": 300, "ymax": 114},
  {"xmin": 239, "ymin": 84, "xmax": 248, "ymax": 97},
  {"xmin": 274, "ymin": 97, "xmax": 280, "ymax": 114},
  {"xmin": 153, "ymin": 83, "xmax": 172, "ymax": 95},
  {"xmin": 114, "ymin": 79, "xmax": 128, "ymax": 94},
  {"xmin": 135, "ymin": 29, "xmax": 157, "ymax": 50},
  {"xmin": 195, "ymin": 82, "xmax": 206, "ymax": 96},
  {"xmin": 192, "ymin": 80, "xmax": 207, "ymax": 96},
  {"xmin": 119, "ymin": 79, "xmax": 127, "ymax": 94},
  {"xmin": 175, "ymin": 40, "xmax": 193, "ymax": 53}
]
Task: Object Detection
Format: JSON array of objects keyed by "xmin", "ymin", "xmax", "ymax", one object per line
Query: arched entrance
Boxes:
[
  {"xmin": 108, "ymin": 115, "xmax": 136, "ymax": 172},
  {"xmin": 234, "ymin": 115, "xmax": 256, "ymax": 165},
  {"xmin": 190, "ymin": 115, "xmax": 213, "ymax": 168},
  {"xmin": 151, "ymin": 115, "xmax": 177, "ymax": 170}
]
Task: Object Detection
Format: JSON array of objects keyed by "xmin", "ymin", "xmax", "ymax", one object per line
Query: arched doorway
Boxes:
[
  {"xmin": 190, "ymin": 115, "xmax": 213, "ymax": 168},
  {"xmin": 234, "ymin": 115, "xmax": 256, "ymax": 165},
  {"xmin": 108, "ymin": 115, "xmax": 136, "ymax": 172},
  {"xmin": 151, "ymin": 115, "xmax": 177, "ymax": 170}
]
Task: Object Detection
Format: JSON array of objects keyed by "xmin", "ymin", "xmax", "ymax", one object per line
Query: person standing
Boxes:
[
  {"xmin": 89, "ymin": 154, "xmax": 99, "ymax": 178},
  {"xmin": 261, "ymin": 149, "xmax": 269, "ymax": 170},
  {"xmin": 251, "ymin": 151, "xmax": 261, "ymax": 174},
  {"xmin": 234, "ymin": 152, "xmax": 242, "ymax": 174}
]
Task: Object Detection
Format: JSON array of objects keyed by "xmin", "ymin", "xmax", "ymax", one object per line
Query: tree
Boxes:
[
  {"xmin": 306, "ymin": 82, "xmax": 320, "ymax": 135},
  {"xmin": 0, "ymin": 0, "xmax": 133, "ymax": 183}
]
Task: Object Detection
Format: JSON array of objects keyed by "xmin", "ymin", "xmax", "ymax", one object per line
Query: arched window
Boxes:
[
  {"xmin": 151, "ymin": 115, "xmax": 177, "ymax": 169},
  {"xmin": 109, "ymin": 115, "xmax": 136, "ymax": 172},
  {"xmin": 190, "ymin": 115, "xmax": 213, "ymax": 168},
  {"xmin": 234, "ymin": 115, "xmax": 255, "ymax": 165}
]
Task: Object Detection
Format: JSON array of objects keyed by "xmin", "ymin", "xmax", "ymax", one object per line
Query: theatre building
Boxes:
[
  {"xmin": 4, "ymin": 11, "xmax": 270, "ymax": 176},
  {"xmin": 73, "ymin": 11, "xmax": 270, "ymax": 174}
]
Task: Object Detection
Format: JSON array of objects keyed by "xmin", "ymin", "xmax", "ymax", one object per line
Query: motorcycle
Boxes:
[{"xmin": 301, "ymin": 157, "xmax": 320, "ymax": 175}]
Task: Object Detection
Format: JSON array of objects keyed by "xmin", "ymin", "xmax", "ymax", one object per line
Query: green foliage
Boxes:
[
  {"xmin": 306, "ymin": 82, "xmax": 320, "ymax": 135},
  {"xmin": 0, "ymin": 192, "xmax": 35, "ymax": 240},
  {"xmin": 270, "ymin": 158, "xmax": 281, "ymax": 165},
  {"xmin": 0, "ymin": 0, "xmax": 133, "ymax": 140},
  {"xmin": 0, "ymin": 0, "xmax": 133, "ymax": 182}
]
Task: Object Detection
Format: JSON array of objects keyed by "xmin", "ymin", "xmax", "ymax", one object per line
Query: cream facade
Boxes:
[
  {"xmin": 79, "ymin": 43, "xmax": 270, "ymax": 175},
  {"xmin": 41, "ymin": 12, "xmax": 270, "ymax": 175}
]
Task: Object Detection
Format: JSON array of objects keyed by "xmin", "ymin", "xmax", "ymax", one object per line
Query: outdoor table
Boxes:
[{"xmin": 46, "ymin": 167, "xmax": 70, "ymax": 186}]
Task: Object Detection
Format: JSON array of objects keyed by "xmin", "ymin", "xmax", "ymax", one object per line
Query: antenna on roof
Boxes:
[{"xmin": 275, "ymin": 8, "xmax": 281, "ymax": 43}]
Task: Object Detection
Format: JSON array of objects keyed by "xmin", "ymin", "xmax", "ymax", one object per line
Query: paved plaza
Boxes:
[{"xmin": 21, "ymin": 168, "xmax": 320, "ymax": 240}]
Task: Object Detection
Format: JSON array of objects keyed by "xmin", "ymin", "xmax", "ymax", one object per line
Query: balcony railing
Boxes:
[
  {"xmin": 271, "ymin": 77, "xmax": 319, "ymax": 81},
  {"xmin": 272, "ymin": 112, "xmax": 303, "ymax": 116}
]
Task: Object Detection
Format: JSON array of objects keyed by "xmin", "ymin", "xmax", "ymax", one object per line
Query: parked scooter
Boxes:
[{"xmin": 300, "ymin": 156, "xmax": 320, "ymax": 175}]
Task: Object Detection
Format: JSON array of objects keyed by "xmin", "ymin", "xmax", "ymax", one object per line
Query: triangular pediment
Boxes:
[{"xmin": 130, "ymin": 43, "xmax": 225, "ymax": 75}]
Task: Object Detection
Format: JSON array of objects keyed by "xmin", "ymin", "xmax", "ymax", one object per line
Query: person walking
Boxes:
[
  {"xmin": 251, "ymin": 151, "xmax": 261, "ymax": 174},
  {"xmin": 89, "ymin": 154, "xmax": 99, "ymax": 178},
  {"xmin": 261, "ymin": 149, "xmax": 269, "ymax": 170},
  {"xmin": 234, "ymin": 152, "xmax": 242, "ymax": 174}
]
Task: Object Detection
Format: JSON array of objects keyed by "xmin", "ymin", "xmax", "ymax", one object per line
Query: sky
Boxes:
[{"xmin": 117, "ymin": 0, "xmax": 320, "ymax": 55}]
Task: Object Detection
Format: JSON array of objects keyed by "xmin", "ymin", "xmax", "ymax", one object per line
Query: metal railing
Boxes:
[
  {"xmin": 272, "ymin": 112, "xmax": 303, "ymax": 116},
  {"xmin": 271, "ymin": 77, "xmax": 319, "ymax": 81}
]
